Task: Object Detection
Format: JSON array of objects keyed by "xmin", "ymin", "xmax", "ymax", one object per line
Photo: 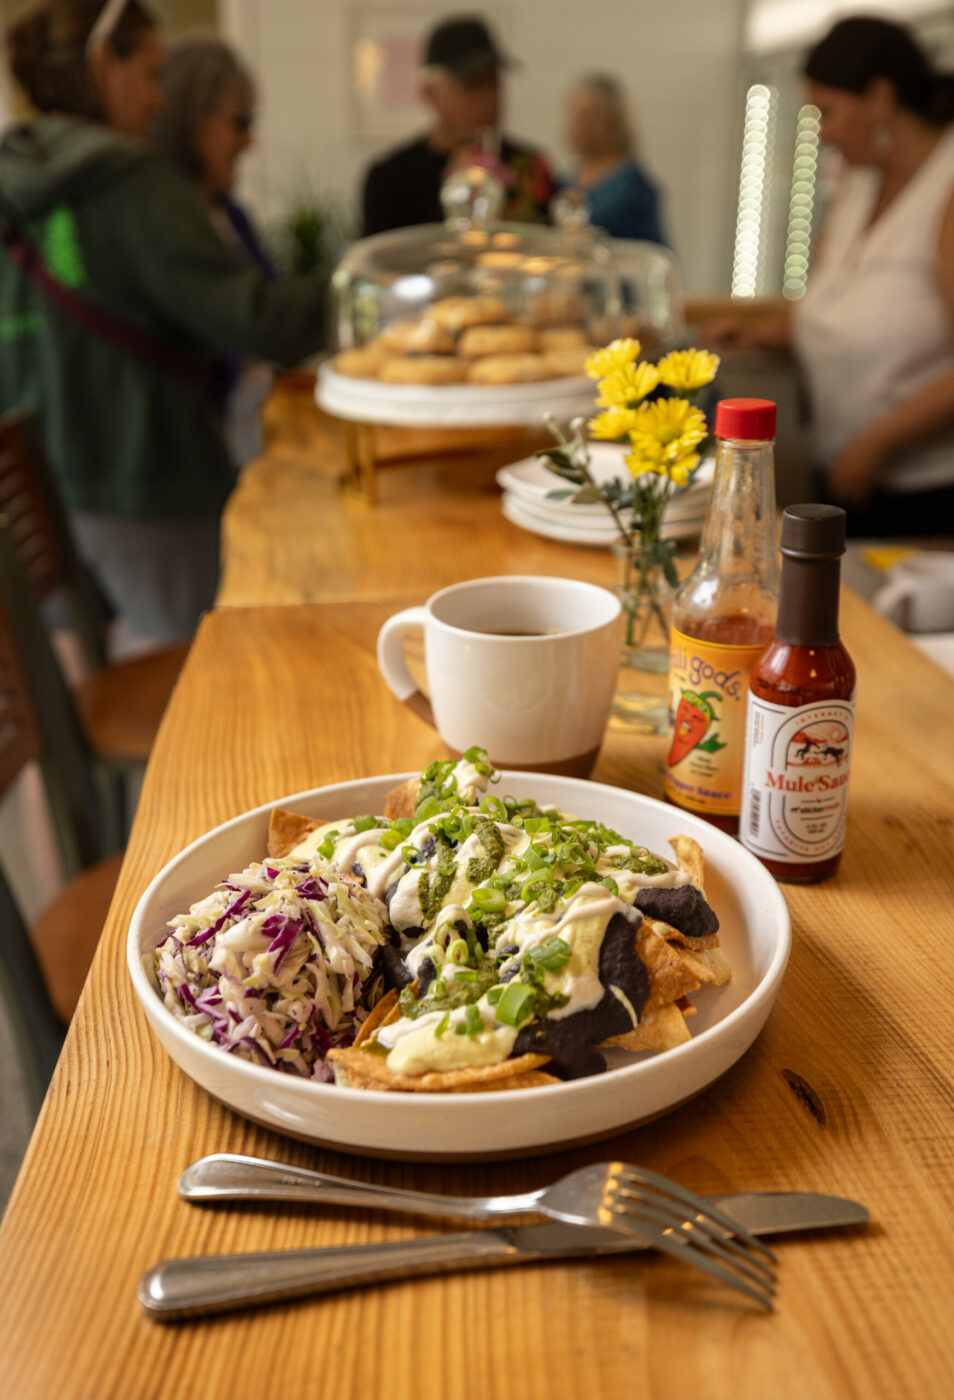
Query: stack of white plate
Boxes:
[{"xmin": 497, "ymin": 442, "xmax": 714, "ymax": 549}]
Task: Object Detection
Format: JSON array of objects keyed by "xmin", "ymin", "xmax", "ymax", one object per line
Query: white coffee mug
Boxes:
[
  {"xmin": 377, "ymin": 575, "xmax": 622, "ymax": 775},
  {"xmin": 872, "ymin": 551, "xmax": 954, "ymax": 634}
]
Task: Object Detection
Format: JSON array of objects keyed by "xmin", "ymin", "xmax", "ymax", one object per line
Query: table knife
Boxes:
[{"xmin": 139, "ymin": 1190, "xmax": 868, "ymax": 1321}]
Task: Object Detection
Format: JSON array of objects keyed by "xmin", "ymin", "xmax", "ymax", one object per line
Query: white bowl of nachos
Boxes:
[{"xmin": 128, "ymin": 765, "xmax": 790, "ymax": 1159}]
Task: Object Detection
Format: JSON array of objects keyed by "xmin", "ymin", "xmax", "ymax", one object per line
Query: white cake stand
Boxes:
[{"xmin": 317, "ymin": 363, "xmax": 598, "ymax": 500}]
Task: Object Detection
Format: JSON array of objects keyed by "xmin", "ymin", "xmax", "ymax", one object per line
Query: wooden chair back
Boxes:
[
  {"xmin": 0, "ymin": 537, "xmax": 100, "ymax": 1101},
  {"xmin": 0, "ymin": 526, "xmax": 104, "ymax": 877},
  {"xmin": 0, "ymin": 412, "xmax": 108, "ymax": 669},
  {"xmin": 0, "ymin": 594, "xmax": 43, "ymax": 802}
]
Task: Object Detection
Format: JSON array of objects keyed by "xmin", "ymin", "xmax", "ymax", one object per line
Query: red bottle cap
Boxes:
[{"xmin": 714, "ymin": 398, "xmax": 777, "ymax": 441}]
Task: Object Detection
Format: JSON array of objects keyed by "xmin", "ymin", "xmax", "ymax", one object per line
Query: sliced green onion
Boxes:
[
  {"xmin": 494, "ymin": 982, "xmax": 537, "ymax": 1027},
  {"xmin": 452, "ymin": 968, "xmax": 477, "ymax": 982},
  {"xmin": 469, "ymin": 887, "xmax": 507, "ymax": 913},
  {"xmin": 463, "ymin": 1004, "xmax": 483, "ymax": 1037},
  {"xmin": 600, "ymin": 876, "xmax": 619, "ymax": 895},
  {"xmin": 447, "ymin": 939, "xmax": 469, "ymax": 966},
  {"xmin": 486, "ymin": 985, "xmax": 504, "ymax": 1006},
  {"xmin": 525, "ymin": 936, "xmax": 572, "ymax": 972},
  {"xmin": 317, "ymin": 829, "xmax": 339, "ymax": 859},
  {"xmin": 434, "ymin": 1012, "xmax": 450, "ymax": 1039},
  {"xmin": 461, "ymin": 744, "xmax": 490, "ymax": 767}
]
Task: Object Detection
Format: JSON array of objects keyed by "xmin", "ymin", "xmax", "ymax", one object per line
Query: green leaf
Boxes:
[
  {"xmin": 571, "ymin": 484, "xmax": 602, "ymax": 504},
  {"xmin": 697, "ymin": 734, "xmax": 727, "ymax": 753},
  {"xmin": 535, "ymin": 448, "xmax": 585, "ymax": 483}
]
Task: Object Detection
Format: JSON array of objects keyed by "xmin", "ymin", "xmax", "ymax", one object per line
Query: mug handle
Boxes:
[
  {"xmin": 376, "ymin": 607, "xmax": 436, "ymax": 728},
  {"xmin": 872, "ymin": 578, "xmax": 912, "ymax": 625}
]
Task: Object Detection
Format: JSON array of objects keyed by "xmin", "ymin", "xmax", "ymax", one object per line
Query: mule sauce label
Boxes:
[
  {"xmin": 741, "ymin": 696, "xmax": 855, "ymax": 861},
  {"xmin": 664, "ymin": 628, "xmax": 767, "ymax": 816}
]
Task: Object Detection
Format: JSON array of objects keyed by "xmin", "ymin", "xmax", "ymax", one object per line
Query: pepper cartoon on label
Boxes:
[{"xmin": 667, "ymin": 690, "xmax": 725, "ymax": 766}]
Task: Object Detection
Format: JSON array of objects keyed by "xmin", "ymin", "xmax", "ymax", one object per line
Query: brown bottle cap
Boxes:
[{"xmin": 781, "ymin": 503, "xmax": 846, "ymax": 560}]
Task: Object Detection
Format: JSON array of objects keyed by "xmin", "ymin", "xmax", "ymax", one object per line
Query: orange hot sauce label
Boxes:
[{"xmin": 664, "ymin": 627, "xmax": 768, "ymax": 816}]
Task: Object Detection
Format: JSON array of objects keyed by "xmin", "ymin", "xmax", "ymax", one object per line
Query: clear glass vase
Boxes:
[{"xmin": 610, "ymin": 538, "xmax": 674, "ymax": 733}]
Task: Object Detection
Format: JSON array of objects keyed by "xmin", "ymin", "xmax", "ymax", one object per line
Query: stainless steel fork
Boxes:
[{"xmin": 180, "ymin": 1154, "xmax": 777, "ymax": 1308}]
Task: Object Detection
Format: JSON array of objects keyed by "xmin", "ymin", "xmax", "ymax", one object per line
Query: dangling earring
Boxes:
[{"xmin": 872, "ymin": 124, "xmax": 894, "ymax": 159}]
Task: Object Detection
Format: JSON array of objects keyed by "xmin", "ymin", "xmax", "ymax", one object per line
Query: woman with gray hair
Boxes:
[
  {"xmin": 563, "ymin": 73, "xmax": 666, "ymax": 244},
  {"xmin": 0, "ymin": 2, "xmax": 325, "ymax": 647},
  {"xmin": 152, "ymin": 36, "xmax": 278, "ymax": 463}
]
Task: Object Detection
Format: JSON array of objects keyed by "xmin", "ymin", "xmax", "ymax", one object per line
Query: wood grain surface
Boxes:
[
  {"xmin": 2, "ymin": 391, "xmax": 953, "ymax": 1400},
  {"xmin": 218, "ymin": 390, "xmax": 614, "ymax": 608}
]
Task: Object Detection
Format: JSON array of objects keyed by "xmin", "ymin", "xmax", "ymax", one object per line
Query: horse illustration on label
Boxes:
[{"xmin": 790, "ymin": 720, "xmax": 850, "ymax": 768}]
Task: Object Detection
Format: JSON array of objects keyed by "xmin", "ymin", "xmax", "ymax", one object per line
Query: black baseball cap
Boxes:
[{"xmin": 423, "ymin": 15, "xmax": 516, "ymax": 81}]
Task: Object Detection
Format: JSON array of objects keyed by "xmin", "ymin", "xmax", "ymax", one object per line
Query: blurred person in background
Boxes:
[
  {"xmin": 361, "ymin": 14, "xmax": 554, "ymax": 236},
  {"xmin": 561, "ymin": 73, "xmax": 666, "ymax": 244},
  {"xmin": 705, "ymin": 16, "xmax": 954, "ymax": 537},
  {"xmin": 152, "ymin": 35, "xmax": 276, "ymax": 467},
  {"xmin": 0, "ymin": 0, "xmax": 326, "ymax": 647}
]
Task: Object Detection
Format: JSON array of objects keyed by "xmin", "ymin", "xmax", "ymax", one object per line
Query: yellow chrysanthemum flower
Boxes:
[
  {"xmin": 668, "ymin": 454, "xmax": 700, "ymax": 488},
  {"xmin": 595, "ymin": 360, "xmax": 660, "ymax": 410},
  {"xmin": 588, "ymin": 405, "xmax": 640, "ymax": 440},
  {"xmin": 584, "ymin": 338, "xmax": 642, "ymax": 379},
  {"xmin": 624, "ymin": 445, "xmax": 667, "ymax": 481},
  {"xmin": 656, "ymin": 348, "xmax": 720, "ymax": 394},
  {"xmin": 629, "ymin": 396, "xmax": 707, "ymax": 452},
  {"xmin": 625, "ymin": 442, "xmax": 700, "ymax": 487}
]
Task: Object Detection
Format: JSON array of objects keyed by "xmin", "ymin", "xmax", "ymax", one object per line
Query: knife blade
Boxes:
[{"xmin": 139, "ymin": 1190, "xmax": 869, "ymax": 1321}]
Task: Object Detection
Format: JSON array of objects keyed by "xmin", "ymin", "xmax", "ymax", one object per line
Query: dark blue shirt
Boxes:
[{"xmin": 571, "ymin": 161, "xmax": 666, "ymax": 245}]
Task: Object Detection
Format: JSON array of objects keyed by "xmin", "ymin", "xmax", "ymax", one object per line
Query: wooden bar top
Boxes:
[
  {"xmin": 218, "ymin": 394, "xmax": 610, "ymax": 607},
  {"xmin": 2, "ymin": 388, "xmax": 953, "ymax": 1399},
  {"xmin": 1, "ymin": 588, "xmax": 952, "ymax": 1400}
]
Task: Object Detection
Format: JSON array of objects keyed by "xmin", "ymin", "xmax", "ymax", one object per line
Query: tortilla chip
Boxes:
[
  {"xmin": 635, "ymin": 921, "xmax": 702, "ymax": 1010},
  {"xmin": 336, "ymin": 1062, "xmax": 560, "ymax": 1093},
  {"xmin": 268, "ymin": 807, "xmax": 320, "ymax": 859},
  {"xmin": 353, "ymin": 988, "xmax": 400, "ymax": 1046},
  {"xmin": 669, "ymin": 834, "xmax": 706, "ymax": 891},
  {"xmin": 384, "ymin": 777, "xmax": 419, "ymax": 820},
  {"xmin": 327, "ymin": 1044, "xmax": 554, "ymax": 1093},
  {"xmin": 640, "ymin": 922, "xmax": 732, "ymax": 989},
  {"xmin": 602, "ymin": 1000, "xmax": 693, "ymax": 1054},
  {"xmin": 334, "ymin": 987, "xmax": 555, "ymax": 1092}
]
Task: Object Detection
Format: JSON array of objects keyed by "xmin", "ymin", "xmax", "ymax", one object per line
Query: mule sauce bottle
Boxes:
[
  {"xmin": 740, "ymin": 504, "xmax": 856, "ymax": 882},
  {"xmin": 663, "ymin": 399, "xmax": 780, "ymax": 834}
]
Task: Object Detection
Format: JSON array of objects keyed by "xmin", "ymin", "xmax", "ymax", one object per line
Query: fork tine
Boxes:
[
  {"xmin": 609, "ymin": 1193, "xmax": 777, "ymax": 1291},
  {"xmin": 608, "ymin": 1202, "xmax": 776, "ymax": 1310},
  {"xmin": 611, "ymin": 1182, "xmax": 777, "ymax": 1280},
  {"xmin": 614, "ymin": 1164, "xmax": 778, "ymax": 1263}
]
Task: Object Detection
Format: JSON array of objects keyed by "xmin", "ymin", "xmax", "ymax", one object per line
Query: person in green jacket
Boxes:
[{"xmin": 0, "ymin": 0, "xmax": 326, "ymax": 644}]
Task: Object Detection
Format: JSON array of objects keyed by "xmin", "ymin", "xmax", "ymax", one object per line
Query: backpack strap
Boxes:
[{"xmin": 0, "ymin": 206, "xmax": 222, "ymax": 402}]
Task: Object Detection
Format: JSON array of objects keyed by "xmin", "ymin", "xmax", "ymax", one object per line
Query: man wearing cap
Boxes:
[{"xmin": 361, "ymin": 14, "xmax": 555, "ymax": 236}]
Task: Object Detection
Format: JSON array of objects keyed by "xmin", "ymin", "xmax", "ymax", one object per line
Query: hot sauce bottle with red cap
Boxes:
[
  {"xmin": 740, "ymin": 504, "xmax": 856, "ymax": 882},
  {"xmin": 664, "ymin": 399, "xmax": 780, "ymax": 834}
]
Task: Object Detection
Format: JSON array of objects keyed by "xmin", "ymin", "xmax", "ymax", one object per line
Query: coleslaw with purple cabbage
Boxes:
[{"xmin": 154, "ymin": 856, "xmax": 389, "ymax": 1080}]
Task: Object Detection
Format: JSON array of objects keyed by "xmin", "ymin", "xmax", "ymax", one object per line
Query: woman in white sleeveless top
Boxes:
[{"xmin": 707, "ymin": 17, "xmax": 954, "ymax": 537}]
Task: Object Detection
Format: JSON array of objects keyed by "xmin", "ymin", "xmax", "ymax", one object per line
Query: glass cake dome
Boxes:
[{"xmin": 320, "ymin": 166, "xmax": 682, "ymax": 426}]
